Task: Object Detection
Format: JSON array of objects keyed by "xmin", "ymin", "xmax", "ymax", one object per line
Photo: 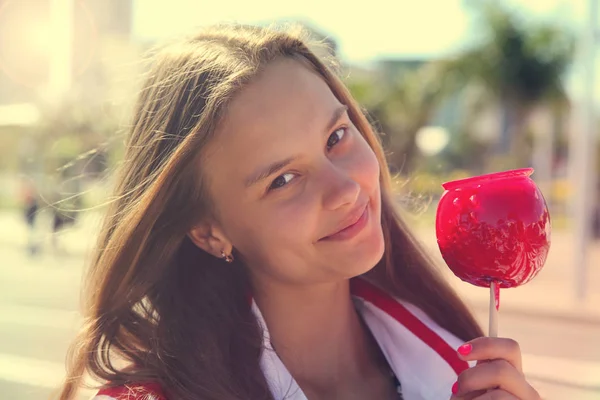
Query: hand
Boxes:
[{"xmin": 449, "ymin": 337, "xmax": 541, "ymax": 400}]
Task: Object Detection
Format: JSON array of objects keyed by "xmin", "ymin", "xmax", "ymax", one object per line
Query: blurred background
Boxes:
[{"xmin": 0, "ymin": 0, "xmax": 598, "ymax": 399}]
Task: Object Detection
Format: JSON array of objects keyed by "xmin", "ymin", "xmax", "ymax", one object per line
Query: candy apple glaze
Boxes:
[{"xmin": 436, "ymin": 169, "xmax": 551, "ymax": 289}]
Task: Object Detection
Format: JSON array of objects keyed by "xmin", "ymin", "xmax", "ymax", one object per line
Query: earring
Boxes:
[{"xmin": 220, "ymin": 250, "xmax": 234, "ymax": 263}]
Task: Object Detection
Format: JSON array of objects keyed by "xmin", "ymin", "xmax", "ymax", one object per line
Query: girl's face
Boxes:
[{"xmin": 197, "ymin": 58, "xmax": 385, "ymax": 287}]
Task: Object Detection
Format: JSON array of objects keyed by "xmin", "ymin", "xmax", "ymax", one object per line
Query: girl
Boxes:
[{"xmin": 59, "ymin": 24, "xmax": 541, "ymax": 400}]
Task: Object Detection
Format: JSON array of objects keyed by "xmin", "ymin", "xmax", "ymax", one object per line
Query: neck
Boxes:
[{"xmin": 252, "ymin": 278, "xmax": 387, "ymax": 393}]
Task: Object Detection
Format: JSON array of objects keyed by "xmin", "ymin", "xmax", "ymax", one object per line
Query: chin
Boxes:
[
  {"xmin": 341, "ymin": 222, "xmax": 386, "ymax": 279},
  {"xmin": 318, "ymin": 189, "xmax": 386, "ymax": 279}
]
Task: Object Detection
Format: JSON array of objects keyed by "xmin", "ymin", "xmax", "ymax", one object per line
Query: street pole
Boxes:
[
  {"xmin": 48, "ymin": 0, "xmax": 73, "ymax": 99},
  {"xmin": 571, "ymin": 0, "xmax": 598, "ymax": 302}
]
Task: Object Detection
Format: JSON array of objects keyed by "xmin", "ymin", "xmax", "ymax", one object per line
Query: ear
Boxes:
[{"xmin": 187, "ymin": 220, "xmax": 232, "ymax": 260}]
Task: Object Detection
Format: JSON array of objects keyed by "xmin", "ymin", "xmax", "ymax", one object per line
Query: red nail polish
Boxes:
[
  {"xmin": 451, "ymin": 381, "xmax": 458, "ymax": 395},
  {"xmin": 457, "ymin": 343, "xmax": 472, "ymax": 355}
]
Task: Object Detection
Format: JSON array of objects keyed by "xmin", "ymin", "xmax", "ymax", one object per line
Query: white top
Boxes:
[{"xmin": 93, "ymin": 279, "xmax": 474, "ymax": 400}]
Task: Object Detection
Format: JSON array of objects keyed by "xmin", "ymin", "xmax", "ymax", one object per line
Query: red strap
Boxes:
[
  {"xmin": 351, "ymin": 279, "xmax": 469, "ymax": 375},
  {"xmin": 96, "ymin": 382, "xmax": 166, "ymax": 400}
]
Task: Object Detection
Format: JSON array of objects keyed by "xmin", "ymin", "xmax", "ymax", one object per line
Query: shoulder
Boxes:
[
  {"xmin": 351, "ymin": 279, "xmax": 473, "ymax": 367},
  {"xmin": 91, "ymin": 382, "xmax": 166, "ymax": 400}
]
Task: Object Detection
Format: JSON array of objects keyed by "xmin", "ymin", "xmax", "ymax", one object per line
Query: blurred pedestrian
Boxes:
[
  {"xmin": 48, "ymin": 184, "xmax": 77, "ymax": 255},
  {"xmin": 20, "ymin": 179, "xmax": 39, "ymax": 255},
  {"xmin": 50, "ymin": 207, "xmax": 74, "ymax": 254}
]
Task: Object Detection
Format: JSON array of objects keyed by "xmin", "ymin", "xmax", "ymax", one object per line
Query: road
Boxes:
[
  {"xmin": 1, "ymin": 241, "xmax": 599, "ymax": 400},
  {"xmin": 470, "ymin": 309, "xmax": 600, "ymax": 400},
  {"xmin": 0, "ymin": 244, "xmax": 89, "ymax": 400}
]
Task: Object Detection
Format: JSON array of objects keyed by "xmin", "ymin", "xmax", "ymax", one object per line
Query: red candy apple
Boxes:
[{"xmin": 436, "ymin": 168, "xmax": 551, "ymax": 289}]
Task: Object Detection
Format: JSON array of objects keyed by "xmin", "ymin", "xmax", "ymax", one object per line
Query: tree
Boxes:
[
  {"xmin": 346, "ymin": 60, "xmax": 458, "ymax": 173},
  {"xmin": 34, "ymin": 94, "xmax": 121, "ymax": 177},
  {"xmin": 447, "ymin": 2, "xmax": 575, "ymax": 167}
]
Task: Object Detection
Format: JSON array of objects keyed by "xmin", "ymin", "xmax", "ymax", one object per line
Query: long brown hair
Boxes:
[{"xmin": 58, "ymin": 23, "xmax": 482, "ymax": 400}]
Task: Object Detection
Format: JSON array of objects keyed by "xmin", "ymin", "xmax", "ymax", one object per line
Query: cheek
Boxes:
[
  {"xmin": 257, "ymin": 200, "xmax": 317, "ymax": 244},
  {"xmin": 221, "ymin": 197, "xmax": 316, "ymax": 256},
  {"xmin": 350, "ymin": 134, "xmax": 381, "ymax": 190}
]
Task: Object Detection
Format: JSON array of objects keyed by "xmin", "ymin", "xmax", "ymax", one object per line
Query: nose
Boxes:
[{"xmin": 320, "ymin": 165, "xmax": 361, "ymax": 211}]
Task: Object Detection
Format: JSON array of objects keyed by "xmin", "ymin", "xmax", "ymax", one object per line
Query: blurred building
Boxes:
[
  {"xmin": 0, "ymin": 0, "xmax": 48, "ymax": 103},
  {"xmin": 0, "ymin": 0, "xmax": 133, "ymax": 105}
]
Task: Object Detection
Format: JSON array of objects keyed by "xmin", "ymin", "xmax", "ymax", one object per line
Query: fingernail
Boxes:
[
  {"xmin": 451, "ymin": 381, "xmax": 458, "ymax": 395},
  {"xmin": 457, "ymin": 343, "xmax": 472, "ymax": 355}
]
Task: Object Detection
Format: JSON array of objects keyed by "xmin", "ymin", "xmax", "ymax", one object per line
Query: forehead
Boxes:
[
  {"xmin": 220, "ymin": 58, "xmax": 340, "ymax": 141},
  {"xmin": 205, "ymin": 58, "xmax": 342, "ymax": 178}
]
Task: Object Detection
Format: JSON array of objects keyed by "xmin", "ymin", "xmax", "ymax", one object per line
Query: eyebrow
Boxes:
[{"xmin": 244, "ymin": 104, "xmax": 349, "ymax": 188}]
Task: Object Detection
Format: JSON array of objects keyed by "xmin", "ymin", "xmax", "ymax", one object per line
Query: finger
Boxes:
[
  {"xmin": 471, "ymin": 389, "xmax": 519, "ymax": 399},
  {"xmin": 449, "ymin": 389, "xmax": 487, "ymax": 400},
  {"xmin": 454, "ymin": 359, "xmax": 539, "ymax": 399},
  {"xmin": 457, "ymin": 337, "xmax": 522, "ymax": 372}
]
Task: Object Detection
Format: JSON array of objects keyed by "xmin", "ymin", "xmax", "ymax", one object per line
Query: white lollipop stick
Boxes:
[{"xmin": 489, "ymin": 281, "xmax": 499, "ymax": 337}]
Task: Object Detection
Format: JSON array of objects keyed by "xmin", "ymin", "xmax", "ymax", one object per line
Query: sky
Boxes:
[
  {"xmin": 131, "ymin": 0, "xmax": 597, "ymax": 103},
  {"xmin": 132, "ymin": 0, "xmax": 588, "ymax": 64}
]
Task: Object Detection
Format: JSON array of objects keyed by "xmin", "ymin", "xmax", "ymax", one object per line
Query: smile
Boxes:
[{"xmin": 320, "ymin": 201, "xmax": 370, "ymax": 241}]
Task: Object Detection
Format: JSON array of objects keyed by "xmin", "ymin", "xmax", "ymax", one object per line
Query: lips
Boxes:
[{"xmin": 320, "ymin": 201, "xmax": 369, "ymax": 240}]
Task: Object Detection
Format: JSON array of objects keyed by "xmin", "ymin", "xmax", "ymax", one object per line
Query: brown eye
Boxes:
[
  {"xmin": 327, "ymin": 128, "xmax": 346, "ymax": 150},
  {"xmin": 269, "ymin": 173, "xmax": 295, "ymax": 191}
]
